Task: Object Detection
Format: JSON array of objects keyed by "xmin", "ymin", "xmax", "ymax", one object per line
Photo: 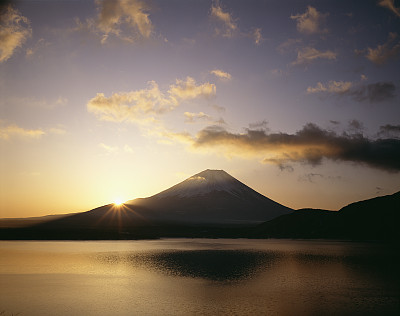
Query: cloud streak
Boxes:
[
  {"xmin": 99, "ymin": 142, "xmax": 119, "ymax": 154},
  {"xmin": 167, "ymin": 123, "xmax": 400, "ymax": 172},
  {"xmin": 0, "ymin": 5, "xmax": 31, "ymax": 62},
  {"xmin": 184, "ymin": 112, "xmax": 213, "ymax": 123},
  {"xmin": 0, "ymin": 124, "xmax": 45, "ymax": 140},
  {"xmin": 292, "ymin": 47, "xmax": 336, "ymax": 66},
  {"xmin": 87, "ymin": 77, "xmax": 216, "ymax": 122},
  {"xmin": 210, "ymin": 69, "xmax": 232, "ymax": 80},
  {"xmin": 307, "ymin": 80, "xmax": 397, "ymax": 103},
  {"xmin": 307, "ymin": 80, "xmax": 352, "ymax": 94}
]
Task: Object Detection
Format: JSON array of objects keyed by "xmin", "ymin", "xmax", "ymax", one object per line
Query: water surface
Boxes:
[{"xmin": 0, "ymin": 239, "xmax": 398, "ymax": 315}]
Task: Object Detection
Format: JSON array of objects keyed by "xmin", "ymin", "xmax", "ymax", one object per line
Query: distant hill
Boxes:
[
  {"xmin": 0, "ymin": 213, "xmax": 73, "ymax": 228},
  {"xmin": 253, "ymin": 191, "xmax": 400, "ymax": 241},
  {"xmin": 335, "ymin": 191, "xmax": 400, "ymax": 240}
]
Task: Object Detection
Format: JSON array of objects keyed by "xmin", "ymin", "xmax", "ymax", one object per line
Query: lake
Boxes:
[{"xmin": 0, "ymin": 239, "xmax": 398, "ymax": 315}]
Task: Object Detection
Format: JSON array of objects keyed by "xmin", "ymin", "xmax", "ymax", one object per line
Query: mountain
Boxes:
[
  {"xmin": 3, "ymin": 169, "xmax": 396, "ymax": 241},
  {"xmin": 253, "ymin": 191, "xmax": 400, "ymax": 241},
  {"xmin": 9, "ymin": 169, "xmax": 291, "ymax": 238},
  {"xmin": 126, "ymin": 169, "xmax": 292, "ymax": 225}
]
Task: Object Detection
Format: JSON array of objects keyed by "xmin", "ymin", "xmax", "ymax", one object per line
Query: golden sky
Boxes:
[{"xmin": 1, "ymin": 0, "xmax": 400, "ymax": 218}]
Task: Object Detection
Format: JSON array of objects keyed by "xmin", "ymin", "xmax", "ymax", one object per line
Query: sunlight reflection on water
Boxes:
[{"xmin": 0, "ymin": 239, "xmax": 399, "ymax": 316}]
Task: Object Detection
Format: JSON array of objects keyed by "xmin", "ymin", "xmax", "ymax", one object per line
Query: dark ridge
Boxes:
[{"xmin": 252, "ymin": 191, "xmax": 400, "ymax": 241}]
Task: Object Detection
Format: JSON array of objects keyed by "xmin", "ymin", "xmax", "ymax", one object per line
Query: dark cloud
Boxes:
[
  {"xmin": 351, "ymin": 82, "xmax": 396, "ymax": 102},
  {"xmin": 298, "ymin": 173, "xmax": 324, "ymax": 183},
  {"xmin": 0, "ymin": 1, "xmax": 13, "ymax": 11},
  {"xmin": 309, "ymin": 81, "xmax": 397, "ymax": 103},
  {"xmin": 192, "ymin": 123, "xmax": 400, "ymax": 172},
  {"xmin": 378, "ymin": 124, "xmax": 400, "ymax": 137},
  {"xmin": 248, "ymin": 120, "xmax": 269, "ymax": 131},
  {"xmin": 348, "ymin": 119, "xmax": 364, "ymax": 131},
  {"xmin": 298, "ymin": 173, "xmax": 342, "ymax": 183}
]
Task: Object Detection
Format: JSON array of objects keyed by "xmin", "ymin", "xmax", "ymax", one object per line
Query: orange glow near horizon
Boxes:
[{"xmin": 1, "ymin": 0, "xmax": 400, "ymax": 220}]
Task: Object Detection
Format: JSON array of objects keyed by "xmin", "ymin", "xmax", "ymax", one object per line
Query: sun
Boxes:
[{"xmin": 113, "ymin": 198, "xmax": 124, "ymax": 206}]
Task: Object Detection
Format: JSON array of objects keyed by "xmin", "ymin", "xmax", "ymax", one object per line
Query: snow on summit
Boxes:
[{"xmin": 155, "ymin": 169, "xmax": 250, "ymax": 198}]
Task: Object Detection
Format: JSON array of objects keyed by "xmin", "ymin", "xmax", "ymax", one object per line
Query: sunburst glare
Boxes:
[{"xmin": 113, "ymin": 198, "xmax": 124, "ymax": 206}]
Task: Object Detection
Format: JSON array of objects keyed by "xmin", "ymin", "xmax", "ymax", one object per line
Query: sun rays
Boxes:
[
  {"xmin": 113, "ymin": 198, "xmax": 124, "ymax": 206},
  {"xmin": 93, "ymin": 202, "xmax": 149, "ymax": 230}
]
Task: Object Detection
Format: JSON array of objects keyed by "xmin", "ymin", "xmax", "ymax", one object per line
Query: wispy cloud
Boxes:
[
  {"xmin": 26, "ymin": 38, "xmax": 49, "ymax": 58},
  {"xmin": 277, "ymin": 38, "xmax": 302, "ymax": 54},
  {"xmin": 87, "ymin": 77, "xmax": 216, "ymax": 123},
  {"xmin": 378, "ymin": 0, "xmax": 400, "ymax": 17},
  {"xmin": 99, "ymin": 142, "xmax": 119, "ymax": 154},
  {"xmin": 184, "ymin": 112, "xmax": 213, "ymax": 124},
  {"xmin": 183, "ymin": 112, "xmax": 225, "ymax": 125},
  {"xmin": 210, "ymin": 1, "xmax": 237, "ymax": 38},
  {"xmin": 298, "ymin": 172, "xmax": 341, "ymax": 183},
  {"xmin": 290, "ymin": 6, "xmax": 328, "ymax": 34},
  {"xmin": 292, "ymin": 47, "xmax": 336, "ymax": 66},
  {"xmin": 48, "ymin": 127, "xmax": 67, "ymax": 135},
  {"xmin": 4, "ymin": 96, "xmax": 68, "ymax": 109},
  {"xmin": 0, "ymin": 124, "xmax": 45, "ymax": 140},
  {"xmin": 363, "ymin": 32, "xmax": 400, "ymax": 65},
  {"xmin": 209, "ymin": 1, "xmax": 263, "ymax": 45},
  {"xmin": 210, "ymin": 69, "xmax": 232, "ymax": 80},
  {"xmin": 251, "ymin": 28, "xmax": 263, "ymax": 45},
  {"xmin": 0, "ymin": 5, "xmax": 31, "ymax": 62},
  {"xmin": 98, "ymin": 143, "xmax": 134, "ymax": 154},
  {"xmin": 168, "ymin": 77, "xmax": 216, "ymax": 100},
  {"xmin": 307, "ymin": 79, "xmax": 397, "ymax": 103},
  {"xmin": 76, "ymin": 0, "xmax": 154, "ymax": 44},
  {"xmin": 307, "ymin": 80, "xmax": 353, "ymax": 94},
  {"xmin": 124, "ymin": 144, "xmax": 134, "ymax": 153}
]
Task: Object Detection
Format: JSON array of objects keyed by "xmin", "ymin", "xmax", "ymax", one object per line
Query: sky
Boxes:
[{"xmin": 1, "ymin": 0, "xmax": 399, "ymax": 218}]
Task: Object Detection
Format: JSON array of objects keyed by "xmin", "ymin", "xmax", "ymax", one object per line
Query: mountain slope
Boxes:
[
  {"xmin": 253, "ymin": 191, "xmax": 400, "ymax": 240},
  {"xmin": 126, "ymin": 169, "xmax": 292, "ymax": 225},
  {"xmin": 23, "ymin": 169, "xmax": 292, "ymax": 235},
  {"xmin": 335, "ymin": 191, "xmax": 400, "ymax": 240}
]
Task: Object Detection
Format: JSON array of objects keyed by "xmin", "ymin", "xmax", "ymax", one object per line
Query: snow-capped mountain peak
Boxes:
[{"xmin": 154, "ymin": 169, "xmax": 248, "ymax": 198}]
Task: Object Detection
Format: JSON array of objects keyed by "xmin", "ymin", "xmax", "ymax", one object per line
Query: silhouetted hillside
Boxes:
[
  {"xmin": 252, "ymin": 209, "xmax": 337, "ymax": 239},
  {"xmin": 253, "ymin": 191, "xmax": 400, "ymax": 241},
  {"xmin": 335, "ymin": 191, "xmax": 400, "ymax": 240},
  {"xmin": 0, "ymin": 173, "xmax": 398, "ymax": 241}
]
